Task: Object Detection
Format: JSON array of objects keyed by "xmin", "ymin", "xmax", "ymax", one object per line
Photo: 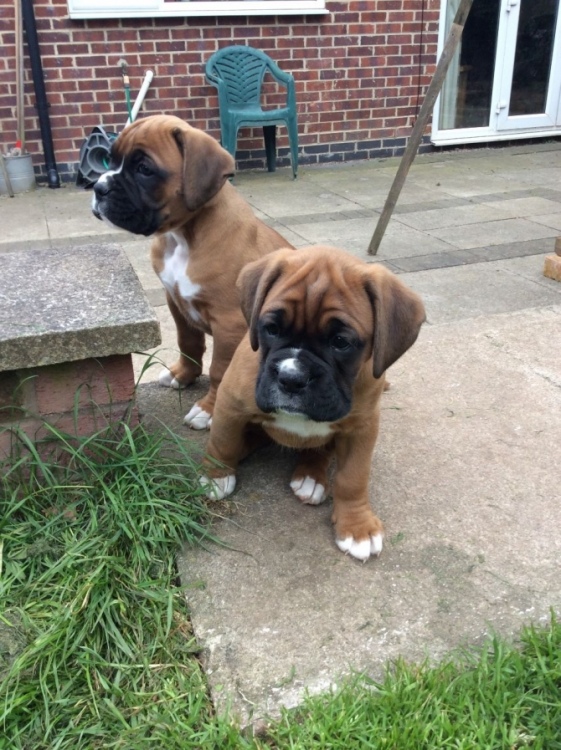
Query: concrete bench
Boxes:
[{"xmin": 0, "ymin": 244, "xmax": 161, "ymax": 459}]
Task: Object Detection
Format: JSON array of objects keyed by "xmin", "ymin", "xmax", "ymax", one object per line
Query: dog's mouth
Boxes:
[{"xmin": 275, "ymin": 407, "xmax": 309, "ymax": 418}]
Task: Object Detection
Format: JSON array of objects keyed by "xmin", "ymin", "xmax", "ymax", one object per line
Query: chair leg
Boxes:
[
  {"xmin": 221, "ymin": 119, "xmax": 238, "ymax": 162},
  {"xmin": 263, "ymin": 125, "xmax": 276, "ymax": 172},
  {"xmin": 287, "ymin": 116, "xmax": 299, "ymax": 179}
]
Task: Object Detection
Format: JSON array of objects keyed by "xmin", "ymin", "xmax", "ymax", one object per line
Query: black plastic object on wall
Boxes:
[
  {"xmin": 21, "ymin": 0, "xmax": 60, "ymax": 188},
  {"xmin": 76, "ymin": 127, "xmax": 118, "ymax": 188}
]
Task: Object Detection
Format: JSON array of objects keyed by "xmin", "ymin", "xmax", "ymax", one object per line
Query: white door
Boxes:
[
  {"xmin": 432, "ymin": 0, "xmax": 561, "ymax": 145},
  {"xmin": 495, "ymin": 0, "xmax": 561, "ymax": 132}
]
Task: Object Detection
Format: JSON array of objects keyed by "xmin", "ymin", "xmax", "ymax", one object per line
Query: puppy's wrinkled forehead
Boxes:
[
  {"xmin": 112, "ymin": 115, "xmax": 188, "ymax": 167},
  {"xmin": 264, "ymin": 254, "xmax": 373, "ymax": 336}
]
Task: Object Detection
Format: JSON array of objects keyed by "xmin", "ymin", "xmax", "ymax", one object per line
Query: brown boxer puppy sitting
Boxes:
[
  {"xmin": 201, "ymin": 245, "xmax": 426, "ymax": 562},
  {"xmin": 91, "ymin": 114, "xmax": 293, "ymax": 430}
]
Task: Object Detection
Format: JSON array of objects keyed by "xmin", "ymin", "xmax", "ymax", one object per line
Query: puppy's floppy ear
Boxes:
[
  {"xmin": 237, "ymin": 250, "xmax": 292, "ymax": 351},
  {"xmin": 364, "ymin": 266, "xmax": 426, "ymax": 379},
  {"xmin": 172, "ymin": 126, "xmax": 235, "ymax": 211}
]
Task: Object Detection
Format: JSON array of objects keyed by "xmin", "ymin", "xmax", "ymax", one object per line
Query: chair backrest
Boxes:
[{"xmin": 205, "ymin": 46, "xmax": 275, "ymax": 107}]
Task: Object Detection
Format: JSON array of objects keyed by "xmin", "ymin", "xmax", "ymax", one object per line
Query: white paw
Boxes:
[
  {"xmin": 290, "ymin": 476, "xmax": 326, "ymax": 505},
  {"xmin": 336, "ymin": 533, "xmax": 383, "ymax": 561},
  {"xmin": 158, "ymin": 367, "xmax": 184, "ymax": 390},
  {"xmin": 200, "ymin": 474, "xmax": 236, "ymax": 500},
  {"xmin": 183, "ymin": 404, "xmax": 213, "ymax": 430}
]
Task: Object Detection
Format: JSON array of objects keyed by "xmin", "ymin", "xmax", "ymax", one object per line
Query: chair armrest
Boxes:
[{"xmin": 265, "ymin": 61, "xmax": 296, "ymax": 109}]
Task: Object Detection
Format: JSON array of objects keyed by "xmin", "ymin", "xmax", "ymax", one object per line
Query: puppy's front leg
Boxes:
[
  {"xmin": 159, "ymin": 292, "xmax": 205, "ymax": 389},
  {"xmin": 331, "ymin": 415, "xmax": 384, "ymax": 562},
  {"xmin": 200, "ymin": 397, "xmax": 252, "ymax": 501},
  {"xmin": 185, "ymin": 318, "xmax": 247, "ymax": 431}
]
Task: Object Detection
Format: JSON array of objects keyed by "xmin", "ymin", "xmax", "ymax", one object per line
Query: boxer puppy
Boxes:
[
  {"xmin": 201, "ymin": 245, "xmax": 426, "ymax": 562},
  {"xmin": 91, "ymin": 114, "xmax": 293, "ymax": 429}
]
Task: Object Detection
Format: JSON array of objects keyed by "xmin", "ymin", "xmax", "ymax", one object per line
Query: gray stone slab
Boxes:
[
  {"xmin": 466, "ymin": 237, "xmax": 555, "ymax": 262},
  {"xmin": 0, "ymin": 244, "xmax": 161, "ymax": 371},
  {"xmin": 427, "ymin": 217, "xmax": 557, "ymax": 250},
  {"xmin": 177, "ymin": 305, "xmax": 561, "ymax": 725},
  {"xmin": 399, "ymin": 256, "xmax": 561, "ymax": 325},
  {"xmin": 389, "ymin": 249, "xmax": 479, "ymax": 273},
  {"xmin": 393, "ymin": 195, "xmax": 470, "ymax": 214},
  {"xmin": 407, "ymin": 164, "xmax": 522, "ymax": 199},
  {"xmin": 288, "ymin": 216, "xmax": 455, "ymax": 259},
  {"xmin": 483, "ymin": 196, "xmax": 561, "ymax": 218},
  {"xmin": 1, "ymin": 193, "xmax": 49, "ymax": 244},
  {"xmin": 395, "ymin": 203, "xmax": 512, "ymax": 231},
  {"xmin": 531, "ymin": 212, "xmax": 561, "ymax": 231},
  {"xmin": 505, "ymin": 170, "xmax": 561, "ymax": 193},
  {"xmin": 389, "ymin": 238, "xmax": 555, "ymax": 273},
  {"xmin": 238, "ymin": 175, "xmax": 363, "ymax": 219}
]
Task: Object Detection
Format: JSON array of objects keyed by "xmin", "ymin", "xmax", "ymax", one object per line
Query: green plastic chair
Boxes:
[{"xmin": 205, "ymin": 45, "xmax": 299, "ymax": 178}]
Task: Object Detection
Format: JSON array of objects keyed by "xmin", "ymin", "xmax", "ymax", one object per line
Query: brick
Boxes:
[
  {"xmin": 543, "ymin": 254, "xmax": 561, "ymax": 282},
  {"xmin": 34, "ymin": 355, "xmax": 135, "ymax": 416}
]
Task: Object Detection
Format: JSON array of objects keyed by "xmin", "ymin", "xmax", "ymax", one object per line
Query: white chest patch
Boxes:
[
  {"xmin": 159, "ymin": 233, "xmax": 201, "ymax": 321},
  {"xmin": 269, "ymin": 411, "xmax": 333, "ymax": 439}
]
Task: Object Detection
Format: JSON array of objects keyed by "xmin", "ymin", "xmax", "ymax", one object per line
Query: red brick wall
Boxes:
[
  {"xmin": 0, "ymin": 0, "xmax": 440, "ymax": 181},
  {"xmin": 0, "ymin": 354, "xmax": 138, "ymax": 460}
]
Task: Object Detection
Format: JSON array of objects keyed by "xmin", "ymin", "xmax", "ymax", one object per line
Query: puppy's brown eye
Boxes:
[
  {"xmin": 137, "ymin": 162, "xmax": 153, "ymax": 177},
  {"xmin": 264, "ymin": 323, "xmax": 280, "ymax": 337},
  {"xmin": 331, "ymin": 334, "xmax": 352, "ymax": 351}
]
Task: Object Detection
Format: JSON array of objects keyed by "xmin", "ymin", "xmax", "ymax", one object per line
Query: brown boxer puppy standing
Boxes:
[
  {"xmin": 201, "ymin": 245, "xmax": 426, "ymax": 562},
  {"xmin": 92, "ymin": 114, "xmax": 293, "ymax": 429}
]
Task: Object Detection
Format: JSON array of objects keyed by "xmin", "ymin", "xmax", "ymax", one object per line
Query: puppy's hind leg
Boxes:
[
  {"xmin": 290, "ymin": 443, "xmax": 335, "ymax": 505},
  {"xmin": 159, "ymin": 292, "xmax": 205, "ymax": 389}
]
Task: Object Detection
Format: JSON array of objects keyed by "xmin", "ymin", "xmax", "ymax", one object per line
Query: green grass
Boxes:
[
  {"xmin": 1, "ymin": 419, "xmax": 560, "ymax": 749},
  {"xmin": 0, "ymin": 420, "xmax": 244, "ymax": 749},
  {"xmin": 260, "ymin": 618, "xmax": 561, "ymax": 749}
]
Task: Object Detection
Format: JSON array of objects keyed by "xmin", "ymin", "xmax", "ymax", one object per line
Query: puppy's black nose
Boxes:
[{"xmin": 277, "ymin": 368, "xmax": 308, "ymax": 394}]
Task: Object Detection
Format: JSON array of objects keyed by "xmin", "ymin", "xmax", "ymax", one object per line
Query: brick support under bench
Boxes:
[{"xmin": 0, "ymin": 244, "xmax": 161, "ymax": 461}]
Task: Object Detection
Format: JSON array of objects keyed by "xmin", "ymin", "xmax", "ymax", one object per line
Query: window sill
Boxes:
[{"xmin": 68, "ymin": 0, "xmax": 328, "ymax": 19}]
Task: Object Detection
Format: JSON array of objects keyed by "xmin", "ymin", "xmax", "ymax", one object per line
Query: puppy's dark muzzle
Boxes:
[
  {"xmin": 93, "ymin": 178, "xmax": 110, "ymax": 199},
  {"xmin": 277, "ymin": 367, "xmax": 310, "ymax": 394}
]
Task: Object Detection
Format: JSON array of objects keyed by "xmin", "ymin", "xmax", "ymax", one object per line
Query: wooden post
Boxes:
[{"xmin": 368, "ymin": 0, "xmax": 474, "ymax": 255}]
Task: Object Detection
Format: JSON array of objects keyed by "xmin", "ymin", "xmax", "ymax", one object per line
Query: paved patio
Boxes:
[{"xmin": 2, "ymin": 140, "xmax": 560, "ymax": 724}]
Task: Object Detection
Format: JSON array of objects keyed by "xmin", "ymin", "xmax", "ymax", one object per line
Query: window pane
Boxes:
[
  {"xmin": 439, "ymin": 0, "xmax": 501, "ymax": 130},
  {"xmin": 509, "ymin": 0, "xmax": 559, "ymax": 116}
]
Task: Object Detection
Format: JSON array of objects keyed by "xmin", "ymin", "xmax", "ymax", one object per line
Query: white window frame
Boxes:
[
  {"xmin": 67, "ymin": 0, "xmax": 327, "ymax": 19},
  {"xmin": 432, "ymin": 0, "xmax": 561, "ymax": 146}
]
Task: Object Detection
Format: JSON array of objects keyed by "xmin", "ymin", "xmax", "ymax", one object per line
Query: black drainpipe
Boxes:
[{"xmin": 21, "ymin": 0, "xmax": 60, "ymax": 188}]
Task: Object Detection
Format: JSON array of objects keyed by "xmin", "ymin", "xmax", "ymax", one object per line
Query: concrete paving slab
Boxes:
[
  {"xmin": 408, "ymin": 171, "xmax": 527, "ymax": 198},
  {"xmin": 463, "ymin": 237, "xmax": 554, "ymax": 262},
  {"xmin": 483, "ymin": 196, "xmax": 561, "ymax": 218},
  {"xmin": 531, "ymin": 212, "xmax": 561, "ymax": 231},
  {"xmin": 1, "ymin": 192, "xmax": 49, "ymax": 245},
  {"xmin": 428, "ymin": 217, "xmax": 557, "ymax": 250},
  {"xmin": 503, "ymin": 167, "xmax": 561, "ymax": 190},
  {"xmin": 287, "ymin": 215, "xmax": 456, "ymax": 259},
  {"xmin": 394, "ymin": 202, "xmax": 512, "ymax": 231},
  {"xmin": 399, "ymin": 255, "xmax": 561, "ymax": 325},
  {"xmin": 176, "ymin": 304, "xmax": 561, "ymax": 725}
]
